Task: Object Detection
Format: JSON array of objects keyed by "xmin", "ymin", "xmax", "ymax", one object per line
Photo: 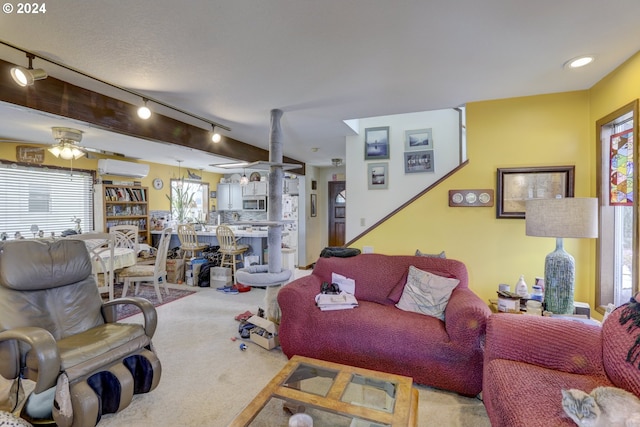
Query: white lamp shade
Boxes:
[{"xmin": 525, "ymin": 197, "xmax": 598, "ymax": 239}]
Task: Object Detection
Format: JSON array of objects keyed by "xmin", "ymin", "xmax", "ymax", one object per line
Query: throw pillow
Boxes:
[
  {"xmin": 0, "ymin": 411, "xmax": 32, "ymax": 427},
  {"xmin": 395, "ymin": 266, "xmax": 459, "ymax": 320},
  {"xmin": 415, "ymin": 249, "xmax": 446, "ymax": 258}
]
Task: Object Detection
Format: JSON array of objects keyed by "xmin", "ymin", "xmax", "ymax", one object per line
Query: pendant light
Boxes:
[{"xmin": 240, "ymin": 169, "xmax": 249, "ymax": 186}]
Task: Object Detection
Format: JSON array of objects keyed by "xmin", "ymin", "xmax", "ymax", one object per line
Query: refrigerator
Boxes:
[{"xmin": 282, "ymin": 194, "xmax": 298, "ymax": 268}]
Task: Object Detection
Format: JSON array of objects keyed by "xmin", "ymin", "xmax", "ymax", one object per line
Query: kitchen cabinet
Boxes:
[
  {"xmin": 283, "ymin": 178, "xmax": 299, "ymax": 195},
  {"xmin": 242, "ymin": 181, "xmax": 268, "ymax": 196},
  {"xmin": 217, "ymin": 183, "xmax": 242, "ymax": 210},
  {"xmin": 94, "ymin": 184, "xmax": 150, "ymax": 243}
]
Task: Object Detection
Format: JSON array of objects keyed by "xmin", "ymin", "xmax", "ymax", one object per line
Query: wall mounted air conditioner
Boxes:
[{"xmin": 97, "ymin": 159, "xmax": 149, "ymax": 178}]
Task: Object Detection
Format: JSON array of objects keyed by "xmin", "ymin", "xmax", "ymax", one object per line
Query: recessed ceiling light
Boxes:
[{"xmin": 564, "ymin": 55, "xmax": 595, "ymax": 69}]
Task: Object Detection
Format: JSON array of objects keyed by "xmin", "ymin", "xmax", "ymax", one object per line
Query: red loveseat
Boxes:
[
  {"xmin": 277, "ymin": 254, "xmax": 491, "ymax": 396},
  {"xmin": 483, "ymin": 301, "xmax": 640, "ymax": 427}
]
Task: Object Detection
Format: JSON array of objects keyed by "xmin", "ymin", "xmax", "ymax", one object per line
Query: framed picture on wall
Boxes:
[
  {"xmin": 404, "ymin": 150, "xmax": 434, "ymax": 173},
  {"xmin": 496, "ymin": 165, "xmax": 575, "ymax": 218},
  {"xmin": 310, "ymin": 193, "xmax": 317, "ymax": 217},
  {"xmin": 404, "ymin": 128, "xmax": 433, "ymax": 151},
  {"xmin": 368, "ymin": 162, "xmax": 388, "ymax": 190},
  {"xmin": 364, "ymin": 126, "xmax": 390, "ymax": 160}
]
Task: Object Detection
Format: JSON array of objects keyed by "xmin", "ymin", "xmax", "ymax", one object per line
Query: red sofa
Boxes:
[
  {"xmin": 483, "ymin": 302, "xmax": 640, "ymax": 427},
  {"xmin": 277, "ymin": 254, "xmax": 491, "ymax": 396}
]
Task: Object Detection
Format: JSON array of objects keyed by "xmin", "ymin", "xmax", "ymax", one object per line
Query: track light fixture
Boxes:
[
  {"xmin": 137, "ymin": 99, "xmax": 151, "ymax": 120},
  {"xmin": 2, "ymin": 40, "xmax": 231, "ymax": 137},
  {"xmin": 211, "ymin": 125, "xmax": 221, "ymax": 143},
  {"xmin": 10, "ymin": 53, "xmax": 48, "ymax": 87}
]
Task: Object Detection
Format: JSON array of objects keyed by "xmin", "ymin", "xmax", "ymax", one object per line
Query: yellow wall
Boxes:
[
  {"xmin": 590, "ymin": 51, "xmax": 640, "ymax": 124},
  {"xmin": 352, "ymin": 91, "xmax": 594, "ymax": 306},
  {"xmin": 350, "ymin": 50, "xmax": 640, "ymax": 313},
  {"xmin": 0, "ymin": 143, "xmax": 222, "ymax": 214}
]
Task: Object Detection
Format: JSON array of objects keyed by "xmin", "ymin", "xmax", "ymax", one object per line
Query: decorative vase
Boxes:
[{"xmin": 544, "ymin": 238, "xmax": 575, "ymax": 315}]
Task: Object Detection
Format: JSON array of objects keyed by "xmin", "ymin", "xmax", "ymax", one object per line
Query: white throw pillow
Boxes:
[{"xmin": 395, "ymin": 266, "xmax": 459, "ymax": 320}]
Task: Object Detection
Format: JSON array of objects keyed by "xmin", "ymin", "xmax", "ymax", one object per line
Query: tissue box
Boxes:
[{"xmin": 247, "ymin": 315, "xmax": 279, "ymax": 350}]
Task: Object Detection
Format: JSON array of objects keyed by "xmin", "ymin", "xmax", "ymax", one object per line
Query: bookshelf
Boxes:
[{"xmin": 94, "ymin": 184, "xmax": 150, "ymax": 244}]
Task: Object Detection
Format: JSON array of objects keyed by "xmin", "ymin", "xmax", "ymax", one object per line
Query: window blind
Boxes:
[{"xmin": 0, "ymin": 162, "xmax": 94, "ymax": 239}]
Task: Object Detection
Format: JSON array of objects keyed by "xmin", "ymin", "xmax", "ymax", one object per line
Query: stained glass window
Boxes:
[{"xmin": 610, "ymin": 129, "xmax": 634, "ymax": 206}]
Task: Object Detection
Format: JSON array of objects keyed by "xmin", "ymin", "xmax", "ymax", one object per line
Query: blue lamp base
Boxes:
[{"xmin": 544, "ymin": 238, "xmax": 575, "ymax": 315}]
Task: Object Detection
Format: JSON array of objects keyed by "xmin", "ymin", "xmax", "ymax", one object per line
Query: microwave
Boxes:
[{"xmin": 242, "ymin": 196, "xmax": 267, "ymax": 211}]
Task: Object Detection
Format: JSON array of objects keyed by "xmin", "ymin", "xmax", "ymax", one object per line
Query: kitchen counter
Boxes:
[{"xmin": 151, "ymin": 227, "xmax": 283, "ymax": 264}]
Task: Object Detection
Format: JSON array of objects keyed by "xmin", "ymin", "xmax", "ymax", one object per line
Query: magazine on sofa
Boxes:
[{"xmin": 315, "ymin": 292, "xmax": 359, "ymax": 311}]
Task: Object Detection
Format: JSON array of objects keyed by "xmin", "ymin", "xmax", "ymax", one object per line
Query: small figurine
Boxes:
[
  {"xmin": 14, "ymin": 231, "xmax": 23, "ymax": 240},
  {"xmin": 71, "ymin": 216, "xmax": 82, "ymax": 234},
  {"xmin": 239, "ymin": 343, "xmax": 247, "ymax": 351},
  {"xmin": 1, "ymin": 232, "xmax": 7, "ymax": 241}
]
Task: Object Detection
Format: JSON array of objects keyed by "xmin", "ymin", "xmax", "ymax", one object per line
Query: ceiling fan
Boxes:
[
  {"xmin": 48, "ymin": 127, "xmax": 86, "ymax": 159},
  {"xmin": 0, "ymin": 128, "xmax": 127, "ymax": 159}
]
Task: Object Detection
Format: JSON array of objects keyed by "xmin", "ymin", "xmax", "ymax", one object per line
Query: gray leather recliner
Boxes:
[{"xmin": 0, "ymin": 239, "xmax": 161, "ymax": 426}]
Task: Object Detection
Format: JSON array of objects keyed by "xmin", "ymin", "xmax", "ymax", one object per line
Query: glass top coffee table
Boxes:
[{"xmin": 229, "ymin": 355, "xmax": 418, "ymax": 427}]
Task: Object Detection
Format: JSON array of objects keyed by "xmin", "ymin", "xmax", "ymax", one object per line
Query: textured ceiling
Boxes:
[{"xmin": 1, "ymin": 0, "xmax": 640, "ymax": 172}]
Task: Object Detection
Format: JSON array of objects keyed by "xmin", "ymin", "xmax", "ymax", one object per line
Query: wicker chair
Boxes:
[{"xmin": 109, "ymin": 224, "xmax": 139, "ymax": 254}]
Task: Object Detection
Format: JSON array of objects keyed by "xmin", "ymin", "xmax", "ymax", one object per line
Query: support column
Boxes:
[{"xmin": 267, "ymin": 109, "xmax": 283, "ymax": 274}]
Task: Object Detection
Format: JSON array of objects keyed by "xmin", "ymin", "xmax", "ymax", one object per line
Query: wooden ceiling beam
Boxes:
[{"xmin": 0, "ymin": 58, "xmax": 305, "ymax": 174}]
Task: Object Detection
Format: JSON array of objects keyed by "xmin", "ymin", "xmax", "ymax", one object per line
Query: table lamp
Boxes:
[{"xmin": 525, "ymin": 197, "xmax": 598, "ymax": 314}]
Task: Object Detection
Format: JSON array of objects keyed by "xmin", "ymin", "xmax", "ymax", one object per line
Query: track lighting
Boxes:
[
  {"xmin": 3, "ymin": 41, "xmax": 231, "ymax": 141},
  {"xmin": 211, "ymin": 125, "xmax": 221, "ymax": 143},
  {"xmin": 10, "ymin": 53, "xmax": 47, "ymax": 87},
  {"xmin": 137, "ymin": 99, "xmax": 151, "ymax": 120}
]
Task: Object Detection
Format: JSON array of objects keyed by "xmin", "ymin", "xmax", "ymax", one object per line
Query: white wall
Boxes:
[{"xmin": 345, "ymin": 108, "xmax": 462, "ymax": 241}]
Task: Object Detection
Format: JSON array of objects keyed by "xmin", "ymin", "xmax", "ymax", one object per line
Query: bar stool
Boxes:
[
  {"xmin": 177, "ymin": 224, "xmax": 207, "ymax": 260},
  {"xmin": 216, "ymin": 225, "xmax": 249, "ymax": 281}
]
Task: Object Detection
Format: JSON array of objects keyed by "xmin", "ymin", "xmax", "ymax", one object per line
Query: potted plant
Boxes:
[{"xmin": 167, "ymin": 180, "xmax": 195, "ymax": 223}]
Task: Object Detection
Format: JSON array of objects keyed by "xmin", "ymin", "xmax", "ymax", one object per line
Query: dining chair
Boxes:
[
  {"xmin": 109, "ymin": 224, "xmax": 139, "ymax": 254},
  {"xmin": 216, "ymin": 224, "xmax": 249, "ymax": 281},
  {"xmin": 177, "ymin": 223, "xmax": 207, "ymax": 260},
  {"xmin": 119, "ymin": 227, "xmax": 172, "ymax": 302},
  {"xmin": 65, "ymin": 232, "xmax": 116, "ymax": 300}
]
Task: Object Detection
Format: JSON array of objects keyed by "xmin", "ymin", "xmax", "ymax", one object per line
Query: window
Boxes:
[
  {"xmin": 169, "ymin": 178, "xmax": 209, "ymax": 223},
  {"xmin": 597, "ymin": 100, "xmax": 638, "ymax": 309},
  {"xmin": 0, "ymin": 162, "xmax": 94, "ymax": 238}
]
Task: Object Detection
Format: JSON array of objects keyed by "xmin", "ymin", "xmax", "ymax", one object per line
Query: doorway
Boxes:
[{"xmin": 328, "ymin": 181, "xmax": 346, "ymax": 246}]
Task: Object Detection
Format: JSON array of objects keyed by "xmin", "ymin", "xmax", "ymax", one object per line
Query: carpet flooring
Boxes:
[
  {"xmin": 102, "ymin": 283, "xmax": 197, "ymax": 320},
  {"xmin": 93, "ymin": 283, "xmax": 491, "ymax": 427}
]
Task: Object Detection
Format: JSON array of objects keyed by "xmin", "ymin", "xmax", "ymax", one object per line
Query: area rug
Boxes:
[{"xmin": 102, "ymin": 284, "xmax": 197, "ymax": 320}]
